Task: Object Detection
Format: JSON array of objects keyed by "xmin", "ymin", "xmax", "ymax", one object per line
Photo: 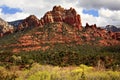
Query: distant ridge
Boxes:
[
  {"xmin": 8, "ymin": 19, "xmax": 23, "ymax": 27},
  {"xmin": 105, "ymin": 25, "xmax": 120, "ymax": 32}
]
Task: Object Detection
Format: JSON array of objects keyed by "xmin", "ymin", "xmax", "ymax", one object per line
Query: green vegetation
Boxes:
[
  {"xmin": 0, "ymin": 64, "xmax": 120, "ymax": 80},
  {"xmin": 0, "ymin": 23, "xmax": 120, "ymax": 79},
  {"xmin": 0, "ymin": 27, "xmax": 35, "ymax": 52},
  {"xmin": 0, "ymin": 44, "xmax": 120, "ymax": 70}
]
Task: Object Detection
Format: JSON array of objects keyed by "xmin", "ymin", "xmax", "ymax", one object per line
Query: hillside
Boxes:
[
  {"xmin": 0, "ymin": 6, "xmax": 120, "ymax": 53},
  {"xmin": 0, "ymin": 6, "xmax": 120, "ymax": 73}
]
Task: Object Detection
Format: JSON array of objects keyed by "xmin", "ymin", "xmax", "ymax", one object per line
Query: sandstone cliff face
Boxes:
[
  {"xmin": 0, "ymin": 18, "xmax": 14, "ymax": 37},
  {"xmin": 39, "ymin": 6, "xmax": 82, "ymax": 30},
  {"xmin": 18, "ymin": 15, "xmax": 40, "ymax": 31}
]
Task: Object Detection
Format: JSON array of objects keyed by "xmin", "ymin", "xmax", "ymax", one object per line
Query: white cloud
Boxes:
[
  {"xmin": 77, "ymin": 0, "xmax": 120, "ymax": 26},
  {"xmin": 99, "ymin": 8, "xmax": 120, "ymax": 21},
  {"xmin": 78, "ymin": 0, "xmax": 120, "ymax": 10},
  {"xmin": 2, "ymin": 12, "xmax": 30, "ymax": 21},
  {"xmin": 0, "ymin": 8, "xmax": 2, "ymax": 15},
  {"xmin": 0, "ymin": 8, "xmax": 30, "ymax": 21},
  {"xmin": 81, "ymin": 14, "xmax": 97, "ymax": 26},
  {"xmin": 0, "ymin": 0, "xmax": 79, "ymax": 21},
  {"xmin": 80, "ymin": 13, "xmax": 108, "ymax": 27},
  {"xmin": 80, "ymin": 8, "xmax": 120, "ymax": 26},
  {"xmin": 98, "ymin": 8, "xmax": 120, "ymax": 26}
]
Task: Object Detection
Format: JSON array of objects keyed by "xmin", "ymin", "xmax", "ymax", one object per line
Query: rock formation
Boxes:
[
  {"xmin": 17, "ymin": 6, "xmax": 82, "ymax": 31},
  {"xmin": 0, "ymin": 6, "xmax": 120, "ymax": 52},
  {"xmin": 39, "ymin": 5, "xmax": 82, "ymax": 30},
  {"xmin": 84, "ymin": 23, "xmax": 120, "ymax": 46},
  {"xmin": 111, "ymin": 32, "xmax": 120, "ymax": 40},
  {"xmin": 0, "ymin": 18, "xmax": 14, "ymax": 37},
  {"xmin": 18, "ymin": 15, "xmax": 40, "ymax": 31},
  {"xmin": 0, "ymin": 5, "xmax": 120, "ymax": 49}
]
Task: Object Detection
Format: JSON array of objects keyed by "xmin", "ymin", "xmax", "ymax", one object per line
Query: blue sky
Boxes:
[
  {"xmin": 0, "ymin": 0, "xmax": 119, "ymax": 26},
  {"xmin": 0, "ymin": 5, "xmax": 22, "ymax": 14},
  {"xmin": 82, "ymin": 9, "xmax": 98, "ymax": 17}
]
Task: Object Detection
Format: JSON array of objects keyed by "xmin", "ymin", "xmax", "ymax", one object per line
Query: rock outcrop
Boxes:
[
  {"xmin": 84, "ymin": 23, "xmax": 120, "ymax": 46},
  {"xmin": 17, "ymin": 6, "xmax": 82, "ymax": 31},
  {"xmin": 39, "ymin": 5, "xmax": 82, "ymax": 30},
  {"xmin": 111, "ymin": 32, "xmax": 120, "ymax": 40},
  {"xmin": 115, "ymin": 32, "xmax": 120, "ymax": 40},
  {"xmin": 18, "ymin": 15, "xmax": 40, "ymax": 31},
  {"xmin": 0, "ymin": 18, "xmax": 14, "ymax": 37}
]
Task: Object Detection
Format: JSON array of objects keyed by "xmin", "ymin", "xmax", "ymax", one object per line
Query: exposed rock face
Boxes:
[
  {"xmin": 39, "ymin": 6, "xmax": 82, "ymax": 30},
  {"xmin": 111, "ymin": 32, "xmax": 120, "ymax": 40},
  {"xmin": 12, "ymin": 34, "xmax": 42, "ymax": 52},
  {"xmin": 115, "ymin": 32, "xmax": 120, "ymax": 40},
  {"xmin": 0, "ymin": 18, "xmax": 14, "ymax": 37},
  {"xmin": 84, "ymin": 23, "xmax": 120, "ymax": 46},
  {"xmin": 85, "ymin": 23, "xmax": 97, "ymax": 30},
  {"xmin": 18, "ymin": 15, "xmax": 40, "ymax": 31}
]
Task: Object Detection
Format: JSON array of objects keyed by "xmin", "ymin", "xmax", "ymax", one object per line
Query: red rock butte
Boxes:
[
  {"xmin": 17, "ymin": 6, "xmax": 120, "ymax": 44},
  {"xmin": 18, "ymin": 5, "xmax": 82, "ymax": 31},
  {"xmin": 0, "ymin": 5, "xmax": 120, "ymax": 52},
  {"xmin": 40, "ymin": 5, "xmax": 82, "ymax": 30}
]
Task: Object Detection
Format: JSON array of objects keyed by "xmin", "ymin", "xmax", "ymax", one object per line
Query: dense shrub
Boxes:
[
  {"xmin": 0, "ymin": 44, "xmax": 120, "ymax": 70},
  {"xmin": 13, "ymin": 44, "xmax": 120, "ymax": 70}
]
